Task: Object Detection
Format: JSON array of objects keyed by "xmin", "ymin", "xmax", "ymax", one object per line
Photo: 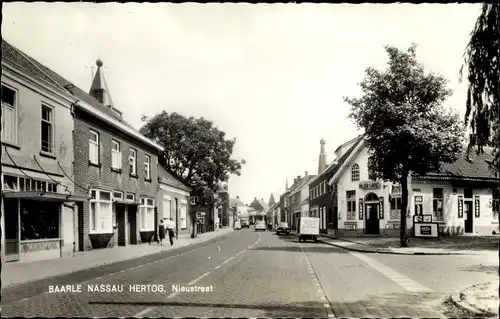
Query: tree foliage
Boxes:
[
  {"xmin": 345, "ymin": 44, "xmax": 464, "ymax": 247},
  {"xmin": 140, "ymin": 111, "xmax": 245, "ymax": 202},
  {"xmin": 460, "ymin": 4, "xmax": 499, "ymax": 173}
]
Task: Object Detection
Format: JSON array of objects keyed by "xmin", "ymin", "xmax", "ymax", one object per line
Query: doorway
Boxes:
[
  {"xmin": 464, "ymin": 201, "xmax": 473, "ymax": 233},
  {"xmin": 128, "ymin": 205, "xmax": 138, "ymax": 245},
  {"xmin": 5, "ymin": 198, "xmax": 19, "ymax": 262},
  {"xmin": 116, "ymin": 204, "xmax": 126, "ymax": 246},
  {"xmin": 364, "ymin": 192, "xmax": 380, "ymax": 235}
]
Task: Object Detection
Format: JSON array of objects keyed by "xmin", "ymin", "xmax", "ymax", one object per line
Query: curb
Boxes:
[
  {"xmin": 317, "ymin": 238, "xmax": 471, "ymax": 256},
  {"xmin": 450, "ymin": 292, "xmax": 496, "ymax": 317}
]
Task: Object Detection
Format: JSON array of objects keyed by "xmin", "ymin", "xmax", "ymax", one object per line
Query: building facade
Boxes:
[
  {"xmin": 330, "ymin": 136, "xmax": 500, "ymax": 237},
  {"xmin": 157, "ymin": 165, "xmax": 192, "ymax": 240},
  {"xmin": 248, "ymin": 197, "xmax": 269, "ymax": 224},
  {"xmin": 1, "ymin": 40, "xmax": 88, "ymax": 263}
]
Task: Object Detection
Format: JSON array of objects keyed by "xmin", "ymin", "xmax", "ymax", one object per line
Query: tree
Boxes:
[
  {"xmin": 460, "ymin": 4, "xmax": 499, "ymax": 174},
  {"xmin": 345, "ymin": 44, "xmax": 464, "ymax": 247},
  {"xmin": 140, "ymin": 111, "xmax": 245, "ymax": 204}
]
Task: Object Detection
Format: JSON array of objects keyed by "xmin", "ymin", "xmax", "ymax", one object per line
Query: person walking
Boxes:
[
  {"xmin": 158, "ymin": 220, "xmax": 166, "ymax": 246},
  {"xmin": 166, "ymin": 218, "xmax": 176, "ymax": 246}
]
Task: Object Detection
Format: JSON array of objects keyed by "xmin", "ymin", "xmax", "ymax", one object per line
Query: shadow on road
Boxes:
[
  {"xmin": 248, "ymin": 245, "xmax": 348, "ymax": 253},
  {"xmin": 459, "ymin": 264, "xmax": 499, "ymax": 275},
  {"xmin": 88, "ymin": 291, "xmax": 450, "ymax": 317}
]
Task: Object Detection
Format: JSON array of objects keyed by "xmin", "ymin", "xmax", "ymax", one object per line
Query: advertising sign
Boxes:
[
  {"xmin": 358, "ymin": 198, "xmax": 363, "ymax": 220},
  {"xmin": 414, "ymin": 222, "xmax": 439, "ymax": 238},
  {"xmin": 458, "ymin": 196, "xmax": 464, "ymax": 218},
  {"xmin": 378, "ymin": 197, "xmax": 384, "ymax": 219},
  {"xmin": 474, "ymin": 196, "xmax": 480, "ymax": 217}
]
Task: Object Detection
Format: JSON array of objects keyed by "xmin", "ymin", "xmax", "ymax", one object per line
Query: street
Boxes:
[{"xmin": 2, "ymin": 229, "xmax": 497, "ymax": 317}]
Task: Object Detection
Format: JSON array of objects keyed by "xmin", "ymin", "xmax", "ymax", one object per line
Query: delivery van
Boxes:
[{"xmin": 297, "ymin": 217, "xmax": 320, "ymax": 242}]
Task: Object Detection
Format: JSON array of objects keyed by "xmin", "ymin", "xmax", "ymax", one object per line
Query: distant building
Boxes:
[{"xmin": 248, "ymin": 197, "xmax": 270, "ymax": 223}]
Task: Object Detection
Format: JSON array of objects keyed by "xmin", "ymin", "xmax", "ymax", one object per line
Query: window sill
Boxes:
[
  {"xmin": 89, "ymin": 161, "xmax": 101, "ymax": 168},
  {"xmin": 88, "ymin": 231, "xmax": 114, "ymax": 235},
  {"xmin": 145, "ymin": 178, "xmax": 152, "ymax": 183},
  {"xmin": 39, "ymin": 151, "xmax": 56, "ymax": 159},
  {"xmin": 139, "ymin": 229, "xmax": 155, "ymax": 232},
  {"xmin": 2, "ymin": 141, "xmax": 21, "ymax": 150},
  {"xmin": 111, "ymin": 168, "xmax": 122, "ymax": 173},
  {"xmin": 130, "ymin": 174, "xmax": 138, "ymax": 179}
]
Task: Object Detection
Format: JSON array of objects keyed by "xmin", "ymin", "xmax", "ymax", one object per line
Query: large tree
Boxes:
[
  {"xmin": 460, "ymin": 4, "xmax": 499, "ymax": 174},
  {"xmin": 345, "ymin": 44, "xmax": 464, "ymax": 247},
  {"xmin": 140, "ymin": 111, "xmax": 245, "ymax": 204}
]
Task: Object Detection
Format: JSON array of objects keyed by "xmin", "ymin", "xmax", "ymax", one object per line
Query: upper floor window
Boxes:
[
  {"xmin": 145, "ymin": 154, "xmax": 151, "ymax": 180},
  {"xmin": 129, "ymin": 148, "xmax": 137, "ymax": 176},
  {"xmin": 111, "ymin": 140, "xmax": 121, "ymax": 170},
  {"xmin": 89, "ymin": 130, "xmax": 99, "ymax": 164},
  {"xmin": 1, "ymin": 84, "xmax": 18, "ymax": 144},
  {"xmin": 41, "ymin": 105, "xmax": 54, "ymax": 154},
  {"xmin": 351, "ymin": 164, "xmax": 360, "ymax": 182},
  {"xmin": 433, "ymin": 188, "xmax": 444, "ymax": 221}
]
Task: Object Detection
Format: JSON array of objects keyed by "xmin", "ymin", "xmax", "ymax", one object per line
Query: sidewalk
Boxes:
[
  {"xmin": 317, "ymin": 236, "xmax": 492, "ymax": 255},
  {"xmin": 2, "ymin": 227, "xmax": 234, "ymax": 287},
  {"xmin": 451, "ymin": 281, "xmax": 499, "ymax": 317}
]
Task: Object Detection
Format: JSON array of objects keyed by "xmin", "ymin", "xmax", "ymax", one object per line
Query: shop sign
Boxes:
[{"xmin": 359, "ymin": 181, "xmax": 381, "ymax": 190}]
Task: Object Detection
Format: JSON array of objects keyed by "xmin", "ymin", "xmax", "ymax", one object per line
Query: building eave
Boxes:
[
  {"xmin": 74, "ymin": 101, "xmax": 163, "ymax": 152},
  {"xmin": 413, "ymin": 175, "xmax": 499, "ymax": 183}
]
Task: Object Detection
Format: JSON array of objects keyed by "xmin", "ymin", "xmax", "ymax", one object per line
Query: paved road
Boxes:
[{"xmin": 3, "ymin": 229, "xmax": 497, "ymax": 317}]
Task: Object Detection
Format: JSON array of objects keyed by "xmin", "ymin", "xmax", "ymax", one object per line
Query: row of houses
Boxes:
[
  {"xmin": 267, "ymin": 135, "xmax": 500, "ymax": 237},
  {"xmin": 1, "ymin": 40, "xmax": 228, "ymax": 263}
]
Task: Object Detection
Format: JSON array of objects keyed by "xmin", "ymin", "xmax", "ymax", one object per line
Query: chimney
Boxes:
[
  {"xmin": 293, "ymin": 178, "xmax": 297, "ymax": 185},
  {"xmin": 236, "ymin": 196, "xmax": 239, "ymax": 199},
  {"xmin": 305, "ymin": 171, "xmax": 308, "ymax": 179},
  {"xmin": 297, "ymin": 175, "xmax": 301, "ymax": 183}
]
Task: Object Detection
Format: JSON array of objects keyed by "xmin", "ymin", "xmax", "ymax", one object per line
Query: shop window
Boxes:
[
  {"xmin": 390, "ymin": 197, "xmax": 401, "ymax": 220},
  {"xmin": 346, "ymin": 190, "xmax": 356, "ymax": 220},
  {"xmin": 89, "ymin": 190, "xmax": 113, "ymax": 233},
  {"xmin": 20, "ymin": 201, "xmax": 60, "ymax": 240},
  {"xmin": 433, "ymin": 188, "xmax": 444, "ymax": 221},
  {"xmin": 140, "ymin": 197, "xmax": 155, "ymax": 231}
]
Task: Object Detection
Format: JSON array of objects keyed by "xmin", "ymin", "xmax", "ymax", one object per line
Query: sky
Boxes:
[{"xmin": 3, "ymin": 3, "xmax": 481, "ymax": 205}]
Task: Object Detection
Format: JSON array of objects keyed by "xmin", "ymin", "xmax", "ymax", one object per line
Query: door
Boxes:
[
  {"xmin": 180, "ymin": 204, "xmax": 187, "ymax": 229},
  {"xmin": 116, "ymin": 204, "xmax": 126, "ymax": 246},
  {"xmin": 464, "ymin": 201, "xmax": 473, "ymax": 233},
  {"xmin": 128, "ymin": 204, "xmax": 137, "ymax": 245},
  {"xmin": 5, "ymin": 198, "xmax": 19, "ymax": 262},
  {"xmin": 365, "ymin": 203, "xmax": 380, "ymax": 235}
]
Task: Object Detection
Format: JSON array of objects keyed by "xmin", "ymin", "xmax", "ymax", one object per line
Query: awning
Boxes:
[
  {"xmin": 3, "ymin": 191, "xmax": 89, "ymax": 202},
  {"xmin": 113, "ymin": 199, "xmax": 141, "ymax": 205}
]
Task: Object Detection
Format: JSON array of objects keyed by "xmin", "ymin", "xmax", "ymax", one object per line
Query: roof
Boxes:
[
  {"xmin": 229, "ymin": 197, "xmax": 245, "ymax": 207},
  {"xmin": 249, "ymin": 197, "xmax": 270, "ymax": 212},
  {"xmin": 89, "ymin": 59, "xmax": 115, "ymax": 108},
  {"xmin": 158, "ymin": 165, "xmax": 192, "ymax": 192},
  {"xmin": 334, "ymin": 134, "xmax": 364, "ymax": 153},
  {"xmin": 417, "ymin": 147, "xmax": 498, "ymax": 181},
  {"xmin": 1, "ymin": 40, "xmax": 161, "ymax": 151},
  {"xmin": 328, "ymin": 136, "xmax": 366, "ymax": 185},
  {"xmin": 290, "ymin": 175, "xmax": 317, "ymax": 197}
]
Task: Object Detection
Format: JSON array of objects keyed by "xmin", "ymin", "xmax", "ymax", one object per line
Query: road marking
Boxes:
[
  {"xmin": 349, "ymin": 252, "xmax": 433, "ymax": 294},
  {"xmin": 133, "ymin": 232, "xmax": 262, "ymax": 317},
  {"xmin": 299, "ymin": 244, "xmax": 336, "ymax": 318}
]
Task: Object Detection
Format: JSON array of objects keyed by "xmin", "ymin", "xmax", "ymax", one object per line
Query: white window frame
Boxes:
[
  {"xmin": 140, "ymin": 197, "xmax": 155, "ymax": 231},
  {"xmin": 111, "ymin": 139, "xmax": 122, "ymax": 170},
  {"xmin": 89, "ymin": 189, "xmax": 113, "ymax": 233},
  {"xmin": 126, "ymin": 193, "xmax": 135, "ymax": 202},
  {"xmin": 351, "ymin": 164, "xmax": 360, "ymax": 182},
  {"xmin": 129, "ymin": 148, "xmax": 137, "ymax": 176},
  {"xmin": 113, "ymin": 191, "xmax": 123, "ymax": 201},
  {"xmin": 346, "ymin": 190, "xmax": 356, "ymax": 220},
  {"xmin": 40, "ymin": 104, "xmax": 55, "ymax": 154},
  {"xmin": 1, "ymin": 83, "xmax": 19, "ymax": 145},
  {"xmin": 163, "ymin": 198, "xmax": 172, "ymax": 220},
  {"xmin": 145, "ymin": 154, "xmax": 151, "ymax": 180},
  {"xmin": 89, "ymin": 129, "xmax": 100, "ymax": 165}
]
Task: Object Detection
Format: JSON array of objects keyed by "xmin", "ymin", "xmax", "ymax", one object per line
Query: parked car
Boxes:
[
  {"xmin": 234, "ymin": 221, "xmax": 241, "ymax": 230},
  {"xmin": 255, "ymin": 221, "xmax": 266, "ymax": 231},
  {"xmin": 241, "ymin": 220, "xmax": 250, "ymax": 228},
  {"xmin": 275, "ymin": 222, "xmax": 291, "ymax": 235}
]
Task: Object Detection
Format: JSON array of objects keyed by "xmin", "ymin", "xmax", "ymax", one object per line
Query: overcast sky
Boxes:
[{"xmin": 3, "ymin": 3, "xmax": 480, "ymax": 204}]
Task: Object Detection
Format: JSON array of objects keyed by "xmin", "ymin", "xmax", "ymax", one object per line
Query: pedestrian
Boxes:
[
  {"xmin": 158, "ymin": 219, "xmax": 166, "ymax": 246},
  {"xmin": 166, "ymin": 218, "xmax": 176, "ymax": 246}
]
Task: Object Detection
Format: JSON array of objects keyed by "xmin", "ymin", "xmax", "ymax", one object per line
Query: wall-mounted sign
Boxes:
[
  {"xmin": 414, "ymin": 215, "xmax": 423, "ymax": 223},
  {"xmin": 415, "ymin": 196, "xmax": 423, "ymax": 203},
  {"xmin": 414, "ymin": 195, "xmax": 423, "ymax": 216},
  {"xmin": 474, "ymin": 196, "xmax": 480, "ymax": 217},
  {"xmin": 359, "ymin": 182, "xmax": 381, "ymax": 190},
  {"xmin": 414, "ymin": 223, "xmax": 439, "ymax": 238},
  {"xmin": 458, "ymin": 196, "xmax": 464, "ymax": 218},
  {"xmin": 378, "ymin": 197, "xmax": 384, "ymax": 219},
  {"xmin": 344, "ymin": 223, "xmax": 357, "ymax": 230},
  {"xmin": 358, "ymin": 198, "xmax": 364, "ymax": 220},
  {"xmin": 422, "ymin": 214, "xmax": 433, "ymax": 223}
]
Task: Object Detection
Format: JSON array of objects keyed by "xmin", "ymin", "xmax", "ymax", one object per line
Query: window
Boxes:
[
  {"xmin": 129, "ymin": 148, "xmax": 137, "ymax": 176},
  {"xmin": 1, "ymin": 84, "xmax": 18, "ymax": 144},
  {"xmin": 145, "ymin": 154, "xmax": 151, "ymax": 180},
  {"xmin": 346, "ymin": 190, "xmax": 356, "ymax": 220},
  {"xmin": 351, "ymin": 164, "xmax": 360, "ymax": 182},
  {"xmin": 323, "ymin": 207, "xmax": 327, "ymax": 229},
  {"xmin": 433, "ymin": 188, "xmax": 444, "ymax": 221},
  {"xmin": 390, "ymin": 197, "xmax": 401, "ymax": 220},
  {"xmin": 113, "ymin": 191, "xmax": 123, "ymax": 201},
  {"xmin": 163, "ymin": 199, "xmax": 172, "ymax": 220},
  {"xmin": 126, "ymin": 193, "xmax": 135, "ymax": 202},
  {"xmin": 111, "ymin": 140, "xmax": 122, "ymax": 170},
  {"xmin": 320, "ymin": 182, "xmax": 324, "ymax": 195},
  {"xmin": 140, "ymin": 197, "xmax": 155, "ymax": 231},
  {"xmin": 464, "ymin": 188, "xmax": 473, "ymax": 199},
  {"xmin": 493, "ymin": 189, "xmax": 499, "ymax": 220},
  {"xmin": 41, "ymin": 105, "xmax": 54, "ymax": 153},
  {"xmin": 89, "ymin": 130, "xmax": 99, "ymax": 164},
  {"xmin": 89, "ymin": 190, "xmax": 113, "ymax": 233}
]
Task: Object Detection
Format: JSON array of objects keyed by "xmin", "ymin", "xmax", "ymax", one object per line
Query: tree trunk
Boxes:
[{"xmin": 399, "ymin": 171, "xmax": 410, "ymax": 247}]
